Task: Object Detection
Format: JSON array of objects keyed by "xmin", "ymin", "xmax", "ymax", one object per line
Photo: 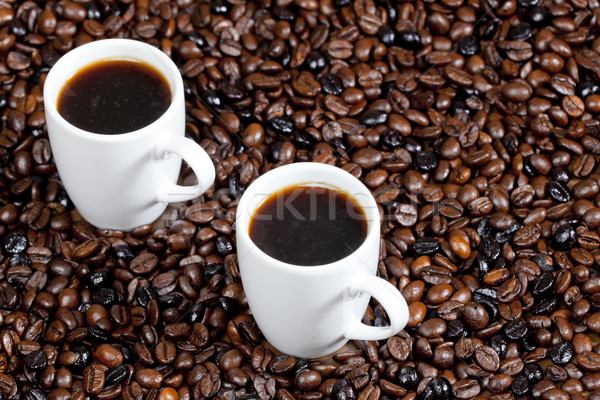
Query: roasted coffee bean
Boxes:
[
  {"xmin": 532, "ymin": 296, "xmax": 559, "ymax": 315},
  {"xmin": 215, "ymin": 236, "xmax": 234, "ymax": 256},
  {"xmin": 360, "ymin": 110, "xmax": 387, "ymax": 126},
  {"xmin": 87, "ymin": 326, "xmax": 112, "ymax": 343},
  {"xmin": 550, "ymin": 342, "xmax": 574, "ymax": 365},
  {"xmin": 532, "ymin": 271, "xmax": 555, "ymax": 298},
  {"xmin": 396, "ymin": 30, "xmax": 421, "ymax": 50},
  {"xmin": 23, "ymin": 387, "xmax": 45, "ymax": 400},
  {"xmin": 70, "ymin": 345, "xmax": 92, "ymax": 373},
  {"xmin": 93, "ymin": 344, "xmax": 123, "ymax": 368},
  {"xmin": 269, "ymin": 116, "xmax": 295, "ymax": 135},
  {"xmin": 463, "ymin": 302, "xmax": 489, "ymax": 330},
  {"xmin": 135, "ymin": 368, "xmax": 163, "ymax": 389},
  {"xmin": 319, "ymin": 74, "xmax": 343, "ymax": 96},
  {"xmin": 504, "ymin": 320, "xmax": 528, "ymax": 340},
  {"xmin": 3, "ymin": 232, "xmax": 27, "ymax": 254},
  {"xmin": 479, "ymin": 237, "xmax": 500, "ymax": 260},
  {"xmin": 577, "ymin": 351, "xmax": 600, "ymax": 371},
  {"xmin": 105, "ymin": 365, "xmax": 128, "ymax": 388},
  {"xmin": 377, "ymin": 26, "xmax": 395, "ymax": 46},
  {"xmin": 496, "ymin": 223, "xmax": 523, "ymax": 244},
  {"xmin": 186, "ymin": 303, "xmax": 205, "ymax": 324},
  {"xmin": 130, "ymin": 254, "xmax": 158, "ymax": 274},
  {"xmin": 553, "ymin": 224, "xmax": 577, "ymax": 251},
  {"xmin": 474, "ymin": 345, "xmax": 500, "ymax": 372},
  {"xmin": 509, "ymin": 23, "xmax": 533, "ymax": 41},
  {"xmin": 92, "ymin": 288, "xmax": 117, "ymax": 306},
  {"xmin": 518, "ymin": 0, "xmax": 538, "ymax": 9},
  {"xmin": 512, "ymin": 375, "xmax": 529, "ymax": 395},
  {"xmin": 545, "ymin": 364, "xmax": 568, "ymax": 382},
  {"xmin": 551, "ymin": 166, "xmax": 570, "ymax": 183},
  {"xmin": 578, "ymin": 81, "xmax": 600, "ymax": 99},
  {"xmin": 413, "ymin": 238, "xmax": 440, "ymax": 256},
  {"xmin": 549, "ymin": 181, "xmax": 571, "ymax": 203},
  {"xmin": 523, "ymin": 363, "xmax": 544, "ymax": 383},
  {"xmin": 415, "ymin": 151, "xmax": 438, "ymax": 172},
  {"xmin": 452, "ymin": 378, "xmax": 480, "ymax": 399},
  {"xmin": 158, "ymin": 293, "xmax": 183, "ymax": 309},
  {"xmin": 490, "ymin": 335, "xmax": 508, "ymax": 358},
  {"xmin": 295, "ymin": 370, "xmax": 321, "ymax": 391},
  {"xmin": 397, "ymin": 366, "xmax": 419, "ymax": 389},
  {"xmin": 305, "ymin": 51, "xmax": 326, "ymax": 72},
  {"xmin": 88, "ymin": 270, "xmax": 112, "ymax": 290},
  {"xmin": 135, "ymin": 286, "xmax": 157, "ymax": 308},
  {"xmin": 331, "ymin": 379, "xmax": 356, "ymax": 400},
  {"xmin": 83, "ymin": 364, "xmax": 105, "ymax": 394},
  {"xmin": 210, "ymin": 0, "xmax": 229, "ymax": 14},
  {"xmin": 528, "ymin": 6, "xmax": 548, "ymax": 26},
  {"xmin": 24, "ymin": 349, "xmax": 47, "ymax": 371},
  {"xmin": 457, "ymin": 36, "xmax": 479, "ymax": 56},
  {"xmin": 420, "ymin": 377, "xmax": 452, "ymax": 400}
]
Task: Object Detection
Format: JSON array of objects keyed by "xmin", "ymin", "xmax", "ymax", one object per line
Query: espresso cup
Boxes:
[
  {"xmin": 43, "ymin": 39, "xmax": 215, "ymax": 231},
  {"xmin": 236, "ymin": 163, "xmax": 409, "ymax": 358}
]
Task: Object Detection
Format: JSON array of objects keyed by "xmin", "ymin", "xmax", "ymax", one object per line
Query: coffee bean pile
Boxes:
[{"xmin": 2, "ymin": 0, "xmax": 600, "ymax": 399}]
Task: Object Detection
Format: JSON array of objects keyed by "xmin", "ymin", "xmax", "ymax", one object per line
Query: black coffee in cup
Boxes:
[
  {"xmin": 248, "ymin": 185, "xmax": 368, "ymax": 266},
  {"xmin": 57, "ymin": 60, "xmax": 171, "ymax": 135}
]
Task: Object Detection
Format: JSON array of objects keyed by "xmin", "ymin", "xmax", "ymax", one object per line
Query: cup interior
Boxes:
[
  {"xmin": 43, "ymin": 39, "xmax": 182, "ymax": 140},
  {"xmin": 248, "ymin": 182, "xmax": 369, "ymax": 266},
  {"xmin": 237, "ymin": 163, "xmax": 380, "ymax": 269}
]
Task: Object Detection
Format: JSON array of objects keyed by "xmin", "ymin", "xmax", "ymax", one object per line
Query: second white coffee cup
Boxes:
[{"xmin": 236, "ymin": 163, "xmax": 409, "ymax": 358}]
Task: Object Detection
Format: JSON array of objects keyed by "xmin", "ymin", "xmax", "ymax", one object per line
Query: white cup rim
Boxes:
[
  {"xmin": 43, "ymin": 38, "xmax": 183, "ymax": 143},
  {"xmin": 236, "ymin": 163, "xmax": 380, "ymax": 274}
]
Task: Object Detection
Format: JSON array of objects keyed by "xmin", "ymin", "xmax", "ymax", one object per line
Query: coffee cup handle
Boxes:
[
  {"xmin": 153, "ymin": 136, "xmax": 216, "ymax": 203},
  {"xmin": 344, "ymin": 275, "xmax": 409, "ymax": 341}
]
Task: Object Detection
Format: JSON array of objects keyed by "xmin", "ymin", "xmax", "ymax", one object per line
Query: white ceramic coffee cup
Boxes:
[
  {"xmin": 43, "ymin": 39, "xmax": 215, "ymax": 231},
  {"xmin": 236, "ymin": 163, "xmax": 409, "ymax": 358}
]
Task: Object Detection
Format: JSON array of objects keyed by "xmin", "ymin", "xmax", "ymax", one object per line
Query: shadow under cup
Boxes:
[{"xmin": 236, "ymin": 163, "xmax": 407, "ymax": 358}]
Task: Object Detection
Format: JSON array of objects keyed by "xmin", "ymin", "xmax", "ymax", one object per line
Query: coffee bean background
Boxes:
[{"xmin": 3, "ymin": 0, "xmax": 600, "ymax": 399}]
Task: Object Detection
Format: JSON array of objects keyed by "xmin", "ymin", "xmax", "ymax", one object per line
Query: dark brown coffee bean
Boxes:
[
  {"xmin": 93, "ymin": 344, "xmax": 123, "ymax": 368},
  {"xmin": 463, "ymin": 302, "xmax": 489, "ymax": 330},
  {"xmin": 417, "ymin": 318, "xmax": 446, "ymax": 338},
  {"xmin": 500, "ymin": 40, "xmax": 534, "ymax": 61},
  {"xmin": 295, "ymin": 370, "xmax": 321, "ymax": 391},
  {"xmin": 83, "ymin": 364, "xmax": 105, "ymax": 395},
  {"xmin": 134, "ymin": 368, "xmax": 163, "ymax": 389},
  {"xmin": 130, "ymin": 253, "xmax": 158, "ymax": 274},
  {"xmin": 352, "ymin": 148, "xmax": 383, "ymax": 169},
  {"xmin": 0, "ymin": 373, "xmax": 17, "ymax": 397},
  {"xmin": 386, "ymin": 337, "xmax": 409, "ymax": 362},
  {"xmin": 326, "ymin": 40, "xmax": 353, "ymax": 59},
  {"xmin": 154, "ymin": 341, "xmax": 176, "ymax": 365},
  {"xmin": 444, "ymin": 66, "xmax": 473, "ymax": 87},
  {"xmin": 502, "ymin": 81, "xmax": 532, "ymax": 102},
  {"xmin": 577, "ymin": 351, "xmax": 600, "ymax": 371},
  {"xmin": 513, "ymin": 226, "xmax": 541, "ymax": 247},
  {"xmin": 452, "ymin": 378, "xmax": 481, "ymax": 399},
  {"xmin": 474, "ymin": 345, "xmax": 500, "ymax": 372},
  {"xmin": 394, "ymin": 204, "xmax": 417, "ymax": 227}
]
